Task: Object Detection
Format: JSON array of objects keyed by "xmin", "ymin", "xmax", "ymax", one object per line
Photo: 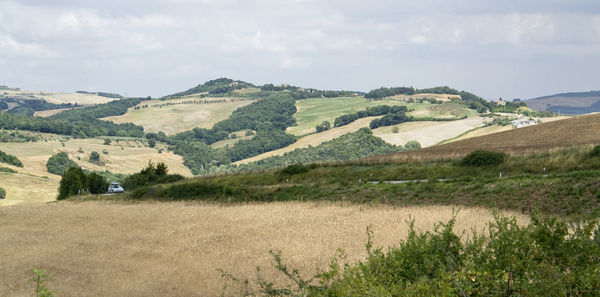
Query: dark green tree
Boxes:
[
  {"xmin": 89, "ymin": 151, "xmax": 100, "ymax": 162},
  {"xmin": 57, "ymin": 167, "xmax": 87, "ymax": 200},
  {"xmin": 315, "ymin": 121, "xmax": 331, "ymax": 133},
  {"xmin": 87, "ymin": 172, "xmax": 109, "ymax": 194}
]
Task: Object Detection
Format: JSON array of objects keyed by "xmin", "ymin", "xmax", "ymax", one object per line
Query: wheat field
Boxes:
[{"xmin": 0, "ymin": 201, "xmax": 528, "ymax": 297}]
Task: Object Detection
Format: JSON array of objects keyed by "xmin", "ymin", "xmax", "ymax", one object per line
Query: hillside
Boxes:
[
  {"xmin": 526, "ymin": 90, "xmax": 600, "ymax": 114},
  {"xmin": 378, "ymin": 113, "xmax": 600, "ymax": 162}
]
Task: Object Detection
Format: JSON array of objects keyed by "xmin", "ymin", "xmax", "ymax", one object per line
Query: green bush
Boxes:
[
  {"xmin": 279, "ymin": 163, "xmax": 318, "ymax": 175},
  {"xmin": 0, "ymin": 150, "xmax": 23, "ymax": 167},
  {"xmin": 315, "ymin": 121, "xmax": 331, "ymax": 133},
  {"xmin": 404, "ymin": 140, "xmax": 421, "ymax": 151},
  {"xmin": 121, "ymin": 162, "xmax": 184, "ymax": 191},
  {"xmin": 460, "ymin": 149, "xmax": 507, "ymax": 167},
  {"xmin": 87, "ymin": 172, "xmax": 109, "ymax": 194},
  {"xmin": 89, "ymin": 151, "xmax": 100, "ymax": 162},
  {"xmin": 57, "ymin": 168, "xmax": 111, "ymax": 199},
  {"xmin": 57, "ymin": 167, "xmax": 88, "ymax": 200},
  {"xmin": 0, "ymin": 187, "xmax": 5, "ymax": 199},
  {"xmin": 46, "ymin": 152, "xmax": 79, "ymax": 175},
  {"xmin": 590, "ymin": 145, "xmax": 600, "ymax": 158},
  {"xmin": 222, "ymin": 215, "xmax": 600, "ymax": 296}
]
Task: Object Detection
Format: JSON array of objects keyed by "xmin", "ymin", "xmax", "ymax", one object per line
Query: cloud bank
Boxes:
[{"xmin": 1, "ymin": 0, "xmax": 599, "ymax": 99}]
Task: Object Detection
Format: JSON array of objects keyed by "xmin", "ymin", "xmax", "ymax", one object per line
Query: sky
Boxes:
[{"xmin": 1, "ymin": 0, "xmax": 599, "ymax": 100}]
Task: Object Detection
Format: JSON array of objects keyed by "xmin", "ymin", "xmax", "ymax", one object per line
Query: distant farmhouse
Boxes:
[
  {"xmin": 492, "ymin": 98, "xmax": 506, "ymax": 106},
  {"xmin": 512, "ymin": 118, "xmax": 537, "ymax": 129}
]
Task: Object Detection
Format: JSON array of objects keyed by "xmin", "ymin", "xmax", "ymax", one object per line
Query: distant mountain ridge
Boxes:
[{"xmin": 526, "ymin": 90, "xmax": 600, "ymax": 114}]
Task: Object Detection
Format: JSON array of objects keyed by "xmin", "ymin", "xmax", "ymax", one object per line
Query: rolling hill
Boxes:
[
  {"xmin": 526, "ymin": 90, "xmax": 600, "ymax": 114},
  {"xmin": 375, "ymin": 113, "xmax": 600, "ymax": 163}
]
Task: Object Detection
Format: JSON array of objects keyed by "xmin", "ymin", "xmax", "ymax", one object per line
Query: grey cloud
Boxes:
[{"xmin": 1, "ymin": 0, "xmax": 599, "ymax": 99}]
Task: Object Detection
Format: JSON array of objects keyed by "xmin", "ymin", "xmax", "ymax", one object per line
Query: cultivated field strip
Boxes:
[{"xmin": 0, "ymin": 201, "xmax": 528, "ymax": 297}]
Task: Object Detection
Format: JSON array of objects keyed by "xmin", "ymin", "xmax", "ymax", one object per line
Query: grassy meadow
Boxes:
[
  {"xmin": 103, "ymin": 98, "xmax": 255, "ymax": 135},
  {"xmin": 0, "ymin": 201, "xmax": 527, "ymax": 297},
  {"xmin": 288, "ymin": 96, "xmax": 461, "ymax": 137},
  {"xmin": 2, "ymin": 89, "xmax": 115, "ymax": 105}
]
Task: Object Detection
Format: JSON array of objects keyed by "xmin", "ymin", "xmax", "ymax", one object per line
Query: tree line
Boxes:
[{"xmin": 334, "ymin": 105, "xmax": 409, "ymax": 127}]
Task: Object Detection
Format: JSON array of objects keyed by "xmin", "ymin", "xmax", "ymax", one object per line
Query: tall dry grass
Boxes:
[{"xmin": 0, "ymin": 201, "xmax": 528, "ymax": 297}]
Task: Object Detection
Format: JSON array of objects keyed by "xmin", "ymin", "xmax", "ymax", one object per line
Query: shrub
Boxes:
[
  {"xmin": 279, "ymin": 163, "xmax": 318, "ymax": 175},
  {"xmin": 404, "ymin": 140, "xmax": 421, "ymax": 150},
  {"xmin": 103, "ymin": 138, "xmax": 111, "ymax": 145},
  {"xmin": 57, "ymin": 167, "xmax": 87, "ymax": 200},
  {"xmin": 315, "ymin": 121, "xmax": 331, "ymax": 133},
  {"xmin": 46, "ymin": 152, "xmax": 78, "ymax": 175},
  {"xmin": 121, "ymin": 162, "xmax": 183, "ymax": 191},
  {"xmin": 0, "ymin": 187, "xmax": 5, "ymax": 199},
  {"xmin": 148, "ymin": 138, "xmax": 156, "ymax": 148},
  {"xmin": 87, "ymin": 172, "xmax": 109, "ymax": 194},
  {"xmin": 0, "ymin": 150, "xmax": 23, "ymax": 167},
  {"xmin": 89, "ymin": 151, "xmax": 100, "ymax": 162},
  {"xmin": 460, "ymin": 149, "xmax": 507, "ymax": 167},
  {"xmin": 222, "ymin": 215, "xmax": 600, "ymax": 296},
  {"xmin": 590, "ymin": 145, "xmax": 600, "ymax": 158}
]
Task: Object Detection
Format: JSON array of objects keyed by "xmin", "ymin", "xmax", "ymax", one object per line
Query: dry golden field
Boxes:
[
  {"xmin": 371, "ymin": 113, "xmax": 600, "ymax": 163},
  {"xmin": 33, "ymin": 108, "xmax": 73, "ymax": 117},
  {"xmin": 0, "ymin": 201, "xmax": 528, "ymax": 297},
  {"xmin": 0, "ymin": 134, "xmax": 191, "ymax": 204},
  {"xmin": 2, "ymin": 89, "xmax": 115, "ymax": 105},
  {"xmin": 373, "ymin": 116, "xmax": 489, "ymax": 147},
  {"xmin": 103, "ymin": 98, "xmax": 254, "ymax": 135}
]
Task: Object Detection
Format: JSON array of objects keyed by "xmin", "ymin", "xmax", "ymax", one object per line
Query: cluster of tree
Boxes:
[
  {"xmin": 228, "ymin": 128, "xmax": 406, "ymax": 173},
  {"xmin": 260, "ymin": 84, "xmax": 360, "ymax": 99},
  {"xmin": 0, "ymin": 150, "xmax": 23, "ymax": 167},
  {"xmin": 76, "ymin": 91, "xmax": 123, "ymax": 98},
  {"xmin": 121, "ymin": 162, "xmax": 184, "ymax": 191},
  {"xmin": 50, "ymin": 97, "xmax": 144, "ymax": 122},
  {"xmin": 334, "ymin": 105, "xmax": 409, "ymax": 127},
  {"xmin": 369, "ymin": 110, "xmax": 413, "ymax": 129},
  {"xmin": 0, "ymin": 98, "xmax": 73, "ymax": 116},
  {"xmin": 163, "ymin": 78, "xmax": 256, "ymax": 99},
  {"xmin": 315, "ymin": 121, "xmax": 331, "ymax": 132},
  {"xmin": 0, "ymin": 111, "xmax": 144, "ymax": 138},
  {"xmin": 46, "ymin": 152, "xmax": 79, "ymax": 175},
  {"xmin": 415, "ymin": 86, "xmax": 461, "ymax": 95},
  {"xmin": 163, "ymin": 94, "xmax": 299, "ymax": 174},
  {"xmin": 225, "ymin": 128, "xmax": 296, "ymax": 162},
  {"xmin": 57, "ymin": 167, "xmax": 109, "ymax": 200},
  {"xmin": 0, "ymin": 130, "xmax": 38, "ymax": 142},
  {"xmin": 365, "ymin": 87, "xmax": 415, "ymax": 99}
]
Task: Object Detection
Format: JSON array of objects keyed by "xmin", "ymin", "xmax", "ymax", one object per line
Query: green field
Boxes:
[{"xmin": 288, "ymin": 97, "xmax": 467, "ymax": 136}]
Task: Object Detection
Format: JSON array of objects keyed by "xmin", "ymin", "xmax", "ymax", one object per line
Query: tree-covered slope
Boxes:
[{"xmin": 230, "ymin": 128, "xmax": 406, "ymax": 172}]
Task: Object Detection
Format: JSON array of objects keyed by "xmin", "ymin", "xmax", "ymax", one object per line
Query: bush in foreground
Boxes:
[
  {"xmin": 460, "ymin": 150, "xmax": 507, "ymax": 167},
  {"xmin": 222, "ymin": 214, "xmax": 600, "ymax": 296}
]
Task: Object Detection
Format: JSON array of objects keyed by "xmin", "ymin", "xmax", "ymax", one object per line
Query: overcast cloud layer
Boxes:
[{"xmin": 1, "ymin": 0, "xmax": 599, "ymax": 99}]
